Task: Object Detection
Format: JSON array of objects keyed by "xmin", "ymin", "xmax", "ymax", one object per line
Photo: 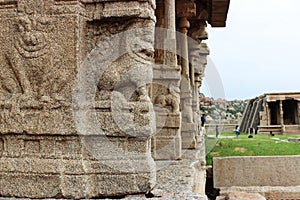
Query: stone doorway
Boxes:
[
  {"xmin": 283, "ymin": 100, "xmax": 298, "ymax": 125},
  {"xmin": 269, "ymin": 101, "xmax": 280, "ymax": 125}
]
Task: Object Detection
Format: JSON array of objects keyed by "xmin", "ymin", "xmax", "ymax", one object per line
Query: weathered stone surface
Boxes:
[
  {"xmin": 219, "ymin": 186, "xmax": 300, "ymax": 200},
  {"xmin": 216, "ymin": 192, "xmax": 266, "ymax": 200},
  {"xmin": 241, "ymin": 92, "xmax": 300, "ymax": 135},
  {"xmin": 152, "ymin": 0, "xmax": 182, "ymax": 160},
  {"xmin": 214, "ymin": 156, "xmax": 300, "ymax": 188},
  {"xmin": 0, "ymin": 0, "xmax": 156, "ymax": 198},
  {"xmin": 264, "ymin": 190, "xmax": 300, "ymax": 200},
  {"xmin": 0, "ymin": 0, "xmax": 231, "ymax": 198},
  {"xmin": 153, "ymin": 143, "xmax": 207, "ymax": 199}
]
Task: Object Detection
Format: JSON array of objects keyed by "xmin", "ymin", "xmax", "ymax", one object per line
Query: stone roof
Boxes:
[{"xmin": 208, "ymin": 0, "xmax": 230, "ymax": 27}]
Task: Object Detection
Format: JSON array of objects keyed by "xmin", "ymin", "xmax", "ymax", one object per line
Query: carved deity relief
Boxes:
[{"xmin": 0, "ymin": 0, "xmax": 66, "ymax": 102}]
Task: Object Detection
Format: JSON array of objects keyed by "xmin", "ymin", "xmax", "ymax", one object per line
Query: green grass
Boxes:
[{"xmin": 205, "ymin": 132, "xmax": 300, "ymax": 165}]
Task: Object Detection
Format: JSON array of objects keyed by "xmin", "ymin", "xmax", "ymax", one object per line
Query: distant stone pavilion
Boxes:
[{"xmin": 241, "ymin": 92, "xmax": 300, "ymax": 135}]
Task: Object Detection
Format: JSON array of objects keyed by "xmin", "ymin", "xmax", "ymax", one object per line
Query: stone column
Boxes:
[
  {"xmin": 266, "ymin": 101, "xmax": 270, "ymax": 126},
  {"xmin": 298, "ymin": 102, "xmax": 300, "ymax": 124},
  {"xmin": 0, "ymin": 0, "xmax": 157, "ymax": 198},
  {"xmin": 192, "ymin": 43, "xmax": 209, "ymax": 141},
  {"xmin": 178, "ymin": 17, "xmax": 191, "ymax": 80},
  {"xmin": 188, "ymin": 18, "xmax": 209, "ymax": 195},
  {"xmin": 280, "ymin": 100, "xmax": 284, "ymax": 126},
  {"xmin": 178, "ymin": 16, "xmax": 196, "ymax": 149},
  {"xmin": 176, "ymin": 0, "xmax": 198, "ymax": 149},
  {"xmin": 186, "ymin": 2, "xmax": 210, "ymax": 194},
  {"xmin": 152, "ymin": 0, "xmax": 182, "ymax": 160}
]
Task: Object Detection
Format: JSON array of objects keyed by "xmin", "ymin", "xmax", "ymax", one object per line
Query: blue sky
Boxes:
[{"xmin": 201, "ymin": 0, "xmax": 300, "ymax": 100}]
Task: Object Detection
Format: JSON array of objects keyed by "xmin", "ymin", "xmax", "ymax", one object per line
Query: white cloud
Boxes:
[{"xmin": 204, "ymin": 0, "xmax": 300, "ymax": 100}]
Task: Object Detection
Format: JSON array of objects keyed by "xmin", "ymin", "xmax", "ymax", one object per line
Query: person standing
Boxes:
[
  {"xmin": 201, "ymin": 114, "xmax": 206, "ymax": 127},
  {"xmin": 216, "ymin": 125, "xmax": 219, "ymax": 138},
  {"xmin": 200, "ymin": 114, "xmax": 206, "ymax": 134},
  {"xmin": 235, "ymin": 125, "xmax": 240, "ymax": 139}
]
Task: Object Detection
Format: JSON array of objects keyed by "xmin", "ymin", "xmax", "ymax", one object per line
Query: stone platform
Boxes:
[{"xmin": 0, "ymin": 142, "xmax": 208, "ymax": 200}]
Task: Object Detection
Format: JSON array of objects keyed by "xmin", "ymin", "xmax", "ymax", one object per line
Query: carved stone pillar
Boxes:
[
  {"xmin": 176, "ymin": 0, "xmax": 197, "ymax": 149},
  {"xmin": 185, "ymin": 1, "xmax": 210, "ymax": 194},
  {"xmin": 266, "ymin": 102, "xmax": 270, "ymax": 126},
  {"xmin": 186, "ymin": 44, "xmax": 209, "ymax": 196},
  {"xmin": 178, "ymin": 17, "xmax": 191, "ymax": 80},
  {"xmin": 280, "ymin": 100, "xmax": 284, "ymax": 126},
  {"xmin": 0, "ymin": 0, "xmax": 156, "ymax": 198},
  {"xmin": 189, "ymin": 17, "xmax": 209, "ymax": 140},
  {"xmin": 152, "ymin": 0, "xmax": 182, "ymax": 160},
  {"xmin": 189, "ymin": 42, "xmax": 209, "ymax": 141}
]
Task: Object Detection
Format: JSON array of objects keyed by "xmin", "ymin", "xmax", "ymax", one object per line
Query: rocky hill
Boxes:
[{"xmin": 199, "ymin": 94, "xmax": 248, "ymax": 124}]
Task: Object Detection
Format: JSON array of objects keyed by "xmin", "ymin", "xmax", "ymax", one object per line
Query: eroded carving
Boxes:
[
  {"xmin": 176, "ymin": 0, "xmax": 196, "ymax": 19},
  {"xmin": 86, "ymin": 20, "xmax": 156, "ymax": 137},
  {"xmin": 96, "ymin": 22, "xmax": 154, "ymax": 104},
  {"xmin": 154, "ymin": 94, "xmax": 179, "ymax": 113},
  {"xmin": 0, "ymin": 0, "xmax": 67, "ymax": 102},
  {"xmin": 189, "ymin": 20, "xmax": 208, "ymax": 42}
]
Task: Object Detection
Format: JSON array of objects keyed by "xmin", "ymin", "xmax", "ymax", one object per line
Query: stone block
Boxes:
[
  {"xmin": 5, "ymin": 136, "xmax": 22, "ymax": 157},
  {"xmin": 213, "ymin": 156, "xmax": 300, "ymax": 188},
  {"xmin": 216, "ymin": 192, "xmax": 266, "ymax": 200},
  {"xmin": 60, "ymin": 175, "xmax": 91, "ymax": 199},
  {"xmin": 155, "ymin": 128, "xmax": 181, "ymax": 137},
  {"xmin": 153, "ymin": 65, "xmax": 181, "ymax": 80},
  {"xmin": 155, "ymin": 112, "xmax": 181, "ymax": 128},
  {"xmin": 0, "ymin": 158, "xmax": 83, "ymax": 174},
  {"xmin": 264, "ymin": 191, "xmax": 300, "ymax": 200},
  {"xmin": 181, "ymin": 126, "xmax": 197, "ymax": 149},
  {"xmin": 92, "ymin": 173, "xmax": 155, "ymax": 197},
  {"xmin": 152, "ymin": 112, "xmax": 181, "ymax": 160},
  {"xmin": 182, "ymin": 122, "xmax": 196, "ymax": 132},
  {"xmin": 152, "ymin": 136, "xmax": 181, "ymax": 160},
  {"xmin": 0, "ymin": 173, "xmax": 61, "ymax": 198},
  {"xmin": 127, "ymin": 138, "xmax": 151, "ymax": 154}
]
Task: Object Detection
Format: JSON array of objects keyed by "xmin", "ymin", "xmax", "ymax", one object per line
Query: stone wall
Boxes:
[{"xmin": 213, "ymin": 156, "xmax": 300, "ymax": 188}]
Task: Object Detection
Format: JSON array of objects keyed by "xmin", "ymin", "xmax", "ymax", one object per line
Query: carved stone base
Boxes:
[
  {"xmin": 0, "ymin": 134, "xmax": 155, "ymax": 198},
  {"xmin": 181, "ymin": 122, "xmax": 197, "ymax": 149},
  {"xmin": 152, "ymin": 112, "xmax": 181, "ymax": 160}
]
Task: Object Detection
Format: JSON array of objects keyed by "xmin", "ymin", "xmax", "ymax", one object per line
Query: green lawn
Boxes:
[{"xmin": 205, "ymin": 132, "xmax": 300, "ymax": 165}]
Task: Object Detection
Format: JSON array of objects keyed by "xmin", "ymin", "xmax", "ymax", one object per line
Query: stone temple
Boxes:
[
  {"xmin": 241, "ymin": 92, "xmax": 300, "ymax": 135},
  {"xmin": 0, "ymin": 0, "xmax": 230, "ymax": 198}
]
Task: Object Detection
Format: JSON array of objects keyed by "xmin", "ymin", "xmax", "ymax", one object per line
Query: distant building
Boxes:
[{"xmin": 240, "ymin": 92, "xmax": 300, "ymax": 135}]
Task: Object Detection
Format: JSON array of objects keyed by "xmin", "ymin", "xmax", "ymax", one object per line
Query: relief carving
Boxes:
[
  {"xmin": 189, "ymin": 20, "xmax": 208, "ymax": 43},
  {"xmin": 97, "ymin": 52, "xmax": 153, "ymax": 103},
  {"xmin": 85, "ymin": 19, "xmax": 157, "ymax": 137},
  {"xmin": 96, "ymin": 22, "xmax": 154, "ymax": 104},
  {"xmin": 154, "ymin": 94, "xmax": 180, "ymax": 113},
  {"xmin": 176, "ymin": 0, "xmax": 196, "ymax": 19},
  {"xmin": 0, "ymin": 0, "xmax": 66, "ymax": 102}
]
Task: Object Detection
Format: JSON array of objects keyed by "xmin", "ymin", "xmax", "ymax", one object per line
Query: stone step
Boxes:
[{"xmin": 258, "ymin": 126, "xmax": 282, "ymax": 134}]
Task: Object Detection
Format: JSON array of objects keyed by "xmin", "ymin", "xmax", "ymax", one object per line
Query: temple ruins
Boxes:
[
  {"xmin": 0, "ymin": 0, "xmax": 230, "ymax": 198},
  {"xmin": 241, "ymin": 92, "xmax": 300, "ymax": 135}
]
